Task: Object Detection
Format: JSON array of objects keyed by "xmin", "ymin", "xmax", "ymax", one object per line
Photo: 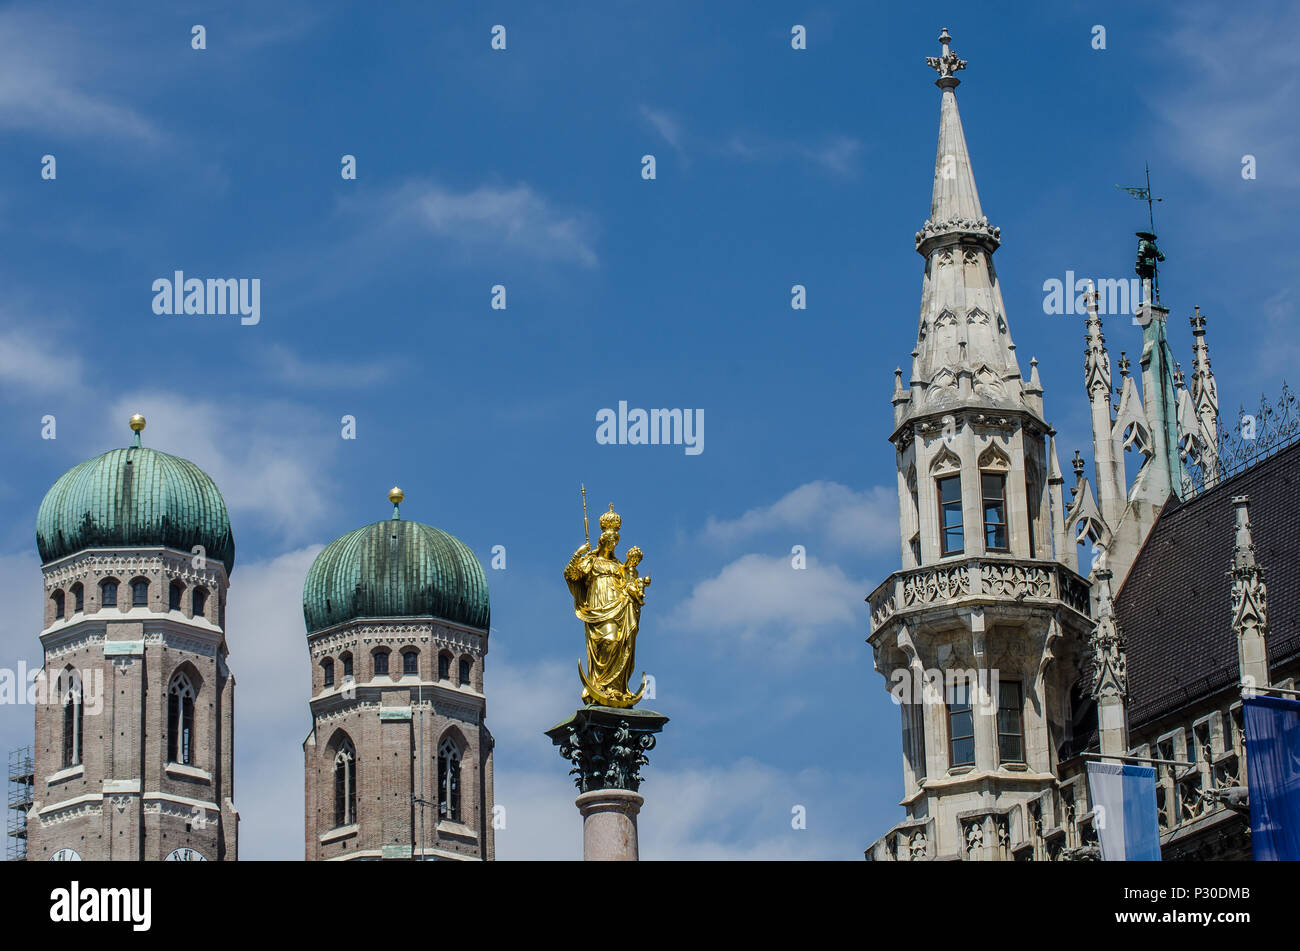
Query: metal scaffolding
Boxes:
[{"xmin": 7, "ymin": 747, "xmax": 33, "ymax": 861}]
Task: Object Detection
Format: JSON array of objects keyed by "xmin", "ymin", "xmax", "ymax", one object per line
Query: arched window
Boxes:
[
  {"xmin": 322, "ymin": 658, "xmax": 335, "ymax": 688},
  {"xmin": 333, "ymin": 740, "xmax": 357, "ymax": 828},
  {"xmin": 101, "ymin": 579, "xmax": 118, "ymax": 608},
  {"xmin": 52, "ymin": 590, "xmax": 65, "ymax": 620},
  {"xmin": 458, "ymin": 657, "xmax": 472, "ymax": 686},
  {"xmin": 61, "ymin": 668, "xmax": 82, "ymax": 768},
  {"xmin": 437, "ymin": 738, "xmax": 461, "ymax": 822},
  {"xmin": 70, "ymin": 583, "xmax": 83, "ymax": 614},
  {"xmin": 402, "ymin": 650, "xmax": 418, "ymax": 676},
  {"xmin": 340, "ymin": 652, "xmax": 353, "ymax": 679},
  {"xmin": 373, "ymin": 650, "xmax": 389, "ymax": 676},
  {"xmin": 438, "ymin": 652, "xmax": 451, "ymax": 681},
  {"xmin": 192, "ymin": 588, "xmax": 208, "ymax": 618},
  {"xmin": 167, "ymin": 673, "xmax": 196, "ymax": 765},
  {"xmin": 131, "ymin": 578, "xmax": 149, "ymax": 607},
  {"xmin": 169, "ymin": 581, "xmax": 183, "ymax": 611}
]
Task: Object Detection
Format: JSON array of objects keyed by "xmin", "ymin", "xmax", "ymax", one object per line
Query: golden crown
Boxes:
[{"xmin": 598, "ymin": 503, "xmax": 621, "ymax": 531}]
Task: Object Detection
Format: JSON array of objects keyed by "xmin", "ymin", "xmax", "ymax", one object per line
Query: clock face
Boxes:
[
  {"xmin": 165, "ymin": 848, "xmax": 207, "ymax": 862},
  {"xmin": 50, "ymin": 849, "xmax": 81, "ymax": 861}
]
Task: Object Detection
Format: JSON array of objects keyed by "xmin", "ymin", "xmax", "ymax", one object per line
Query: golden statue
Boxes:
[{"xmin": 564, "ymin": 493, "xmax": 650, "ymax": 708}]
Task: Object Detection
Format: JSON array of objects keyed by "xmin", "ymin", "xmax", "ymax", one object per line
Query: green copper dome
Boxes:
[
  {"xmin": 36, "ymin": 431, "xmax": 235, "ymax": 574},
  {"xmin": 302, "ymin": 502, "xmax": 489, "ymax": 635}
]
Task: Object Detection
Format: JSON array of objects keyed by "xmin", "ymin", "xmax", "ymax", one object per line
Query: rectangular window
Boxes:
[
  {"xmin": 374, "ymin": 652, "xmax": 388, "ymax": 675},
  {"xmin": 983, "ymin": 473, "xmax": 1008, "ymax": 552},
  {"xmin": 938, "ymin": 475, "xmax": 964, "ymax": 556},
  {"xmin": 403, "ymin": 651, "xmax": 418, "ymax": 675},
  {"xmin": 948, "ymin": 681, "xmax": 975, "ymax": 767},
  {"xmin": 132, "ymin": 580, "xmax": 149, "ymax": 607},
  {"xmin": 997, "ymin": 681, "xmax": 1024, "ymax": 764},
  {"xmin": 102, "ymin": 582, "xmax": 117, "ymax": 607}
]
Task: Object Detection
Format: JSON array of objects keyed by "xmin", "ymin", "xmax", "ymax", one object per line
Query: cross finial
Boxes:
[
  {"xmin": 926, "ymin": 28, "xmax": 967, "ymax": 88},
  {"xmin": 1173, "ymin": 361, "xmax": 1185, "ymax": 388},
  {"xmin": 1190, "ymin": 304, "xmax": 1207, "ymax": 334},
  {"xmin": 1118, "ymin": 350, "xmax": 1131, "ymax": 378},
  {"xmin": 1072, "ymin": 449, "xmax": 1086, "ymax": 477}
]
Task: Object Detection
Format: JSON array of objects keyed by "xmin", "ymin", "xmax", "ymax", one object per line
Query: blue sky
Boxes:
[{"xmin": 0, "ymin": 1, "xmax": 1292, "ymax": 859}]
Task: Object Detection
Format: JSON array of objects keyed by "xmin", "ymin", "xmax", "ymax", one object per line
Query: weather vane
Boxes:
[{"xmin": 1116, "ymin": 163, "xmax": 1163, "ymax": 233}]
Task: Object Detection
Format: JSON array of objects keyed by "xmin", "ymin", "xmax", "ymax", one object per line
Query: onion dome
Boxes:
[
  {"xmin": 35, "ymin": 415, "xmax": 235, "ymax": 573},
  {"xmin": 302, "ymin": 487, "xmax": 489, "ymax": 635}
]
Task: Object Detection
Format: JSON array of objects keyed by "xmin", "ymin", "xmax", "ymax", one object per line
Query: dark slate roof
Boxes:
[{"xmin": 1116, "ymin": 440, "xmax": 1300, "ymax": 728}]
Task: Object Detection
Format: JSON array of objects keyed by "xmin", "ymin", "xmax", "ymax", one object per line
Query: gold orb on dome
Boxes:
[
  {"xmin": 129, "ymin": 414, "xmax": 146, "ymax": 432},
  {"xmin": 388, "ymin": 486, "xmax": 405, "ymax": 506}
]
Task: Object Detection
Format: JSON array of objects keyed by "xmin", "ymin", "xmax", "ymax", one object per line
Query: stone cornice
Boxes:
[
  {"xmin": 307, "ymin": 618, "xmax": 486, "ymax": 659},
  {"xmin": 41, "ymin": 547, "xmax": 229, "ymax": 590}
]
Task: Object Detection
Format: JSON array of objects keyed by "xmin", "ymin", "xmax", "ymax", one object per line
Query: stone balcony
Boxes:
[{"xmin": 868, "ymin": 557, "xmax": 1092, "ymax": 634}]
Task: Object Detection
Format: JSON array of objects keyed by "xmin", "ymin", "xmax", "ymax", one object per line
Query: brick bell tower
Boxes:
[
  {"xmin": 302, "ymin": 488, "xmax": 494, "ymax": 861},
  {"xmin": 28, "ymin": 414, "xmax": 238, "ymax": 861},
  {"xmin": 864, "ymin": 31, "xmax": 1094, "ymax": 861}
]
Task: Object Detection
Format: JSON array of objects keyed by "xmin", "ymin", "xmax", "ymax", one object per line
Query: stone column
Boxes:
[
  {"xmin": 575, "ymin": 788, "xmax": 643, "ymax": 861},
  {"xmin": 546, "ymin": 705, "xmax": 668, "ymax": 862}
]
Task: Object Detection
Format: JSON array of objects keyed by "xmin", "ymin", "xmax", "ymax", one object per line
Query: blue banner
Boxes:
[
  {"xmin": 1086, "ymin": 761, "xmax": 1162, "ymax": 861},
  {"xmin": 1243, "ymin": 695, "xmax": 1300, "ymax": 861}
]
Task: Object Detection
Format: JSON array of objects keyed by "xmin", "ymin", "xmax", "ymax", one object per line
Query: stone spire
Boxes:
[
  {"xmin": 1229, "ymin": 496, "xmax": 1270, "ymax": 690},
  {"xmin": 1083, "ymin": 289, "xmax": 1126, "ymax": 528},
  {"xmin": 1089, "ymin": 568, "xmax": 1129, "ymax": 758},
  {"xmin": 1189, "ymin": 306, "xmax": 1220, "ymax": 487},
  {"xmin": 905, "ymin": 29, "xmax": 1026, "ymax": 426}
]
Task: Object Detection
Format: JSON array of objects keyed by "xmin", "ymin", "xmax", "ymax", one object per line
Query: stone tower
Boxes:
[
  {"xmin": 865, "ymin": 31, "xmax": 1094, "ymax": 861},
  {"xmin": 28, "ymin": 415, "xmax": 238, "ymax": 861},
  {"xmin": 302, "ymin": 488, "xmax": 494, "ymax": 860}
]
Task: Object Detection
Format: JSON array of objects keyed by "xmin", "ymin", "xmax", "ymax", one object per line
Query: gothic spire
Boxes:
[
  {"xmin": 1230, "ymin": 495, "xmax": 1270, "ymax": 688},
  {"xmin": 926, "ymin": 28, "xmax": 982, "ymax": 224}
]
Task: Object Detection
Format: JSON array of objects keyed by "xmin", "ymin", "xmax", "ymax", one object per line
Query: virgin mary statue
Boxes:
[{"xmin": 563, "ymin": 504, "xmax": 648, "ymax": 708}]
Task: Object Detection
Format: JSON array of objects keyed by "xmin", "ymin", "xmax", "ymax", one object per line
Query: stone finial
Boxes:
[
  {"xmin": 1229, "ymin": 495, "xmax": 1270, "ymax": 687},
  {"xmin": 926, "ymin": 28, "xmax": 967, "ymax": 87},
  {"xmin": 1117, "ymin": 351, "xmax": 1131, "ymax": 378},
  {"xmin": 1072, "ymin": 449, "xmax": 1086, "ymax": 478}
]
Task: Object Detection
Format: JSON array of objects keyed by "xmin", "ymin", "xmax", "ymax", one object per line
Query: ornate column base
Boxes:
[
  {"xmin": 546, "ymin": 705, "xmax": 668, "ymax": 862},
  {"xmin": 575, "ymin": 788, "xmax": 643, "ymax": 861}
]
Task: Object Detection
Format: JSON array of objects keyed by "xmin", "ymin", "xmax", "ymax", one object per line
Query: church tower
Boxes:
[
  {"xmin": 28, "ymin": 415, "xmax": 238, "ymax": 861},
  {"xmin": 866, "ymin": 31, "xmax": 1095, "ymax": 860},
  {"xmin": 302, "ymin": 488, "xmax": 494, "ymax": 860}
]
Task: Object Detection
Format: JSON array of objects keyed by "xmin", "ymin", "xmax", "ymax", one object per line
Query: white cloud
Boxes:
[
  {"xmin": 224, "ymin": 546, "xmax": 320, "ymax": 860},
  {"xmin": 674, "ymin": 552, "xmax": 865, "ymax": 651},
  {"xmin": 703, "ymin": 480, "xmax": 896, "ymax": 552},
  {"xmin": 370, "ymin": 181, "xmax": 599, "ymax": 268},
  {"xmin": 106, "ymin": 393, "xmax": 340, "ymax": 541},
  {"xmin": 722, "ymin": 133, "xmax": 864, "ymax": 178},
  {"xmin": 258, "ymin": 342, "xmax": 398, "ymax": 389},
  {"xmin": 640, "ymin": 105, "xmax": 684, "ymax": 152},
  {"xmin": 0, "ymin": 325, "xmax": 84, "ymax": 394},
  {"xmin": 1256, "ymin": 288, "xmax": 1298, "ymax": 375},
  {"xmin": 1152, "ymin": 3, "xmax": 1300, "ymax": 189},
  {"xmin": 0, "ymin": 8, "xmax": 160, "ymax": 143},
  {"xmin": 496, "ymin": 759, "xmax": 861, "ymax": 860}
]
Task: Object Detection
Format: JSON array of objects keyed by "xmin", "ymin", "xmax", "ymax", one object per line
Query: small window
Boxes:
[
  {"xmin": 948, "ymin": 680, "xmax": 975, "ymax": 768},
  {"xmin": 52, "ymin": 590, "xmax": 65, "ymax": 620},
  {"xmin": 322, "ymin": 658, "xmax": 335, "ymax": 688},
  {"xmin": 997, "ymin": 681, "xmax": 1024, "ymax": 764},
  {"xmin": 438, "ymin": 653, "xmax": 451, "ymax": 680},
  {"xmin": 71, "ymin": 583, "xmax": 83, "ymax": 614},
  {"xmin": 982, "ymin": 473, "xmax": 1008, "ymax": 552},
  {"xmin": 341, "ymin": 652, "xmax": 353, "ymax": 678},
  {"xmin": 333, "ymin": 740, "xmax": 356, "ymax": 828},
  {"xmin": 131, "ymin": 579, "xmax": 149, "ymax": 607},
  {"xmin": 101, "ymin": 579, "xmax": 118, "ymax": 607},
  {"xmin": 402, "ymin": 650, "xmax": 418, "ymax": 676},
  {"xmin": 61, "ymin": 669, "xmax": 83, "ymax": 768},
  {"xmin": 192, "ymin": 588, "xmax": 208, "ymax": 618},
  {"xmin": 938, "ymin": 476, "xmax": 964, "ymax": 556},
  {"xmin": 167, "ymin": 673, "xmax": 196, "ymax": 766},
  {"xmin": 459, "ymin": 657, "xmax": 472, "ymax": 686},
  {"xmin": 374, "ymin": 651, "xmax": 389, "ymax": 676},
  {"xmin": 169, "ymin": 582, "xmax": 183, "ymax": 611}
]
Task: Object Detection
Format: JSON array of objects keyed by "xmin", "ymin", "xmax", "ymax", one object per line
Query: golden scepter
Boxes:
[{"xmin": 581, "ymin": 483, "xmax": 589, "ymax": 547}]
